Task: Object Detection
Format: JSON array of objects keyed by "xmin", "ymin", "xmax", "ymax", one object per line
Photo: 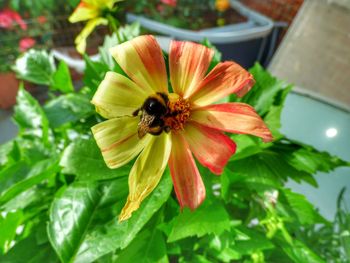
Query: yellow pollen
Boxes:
[{"xmin": 165, "ymin": 93, "xmax": 191, "ymax": 132}]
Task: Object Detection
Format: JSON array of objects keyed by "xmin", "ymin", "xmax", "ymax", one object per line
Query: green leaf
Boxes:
[
  {"xmin": 227, "ymin": 146, "xmax": 319, "ymax": 189},
  {"xmin": 13, "ymin": 87, "xmax": 50, "ymax": 144},
  {"xmin": 0, "ymin": 210, "xmax": 23, "ymax": 254},
  {"xmin": 47, "ymin": 182, "xmax": 101, "ymax": 263},
  {"xmin": 167, "ymin": 201, "xmax": 231, "ymax": 242},
  {"xmin": 0, "ymin": 158, "xmax": 58, "ymax": 206},
  {"xmin": 280, "ymin": 239, "xmax": 326, "ymax": 263},
  {"xmin": 233, "ymin": 227, "xmax": 275, "ymax": 255},
  {"xmin": 279, "ymin": 189, "xmax": 325, "ymax": 225},
  {"xmin": 0, "ymin": 161, "xmax": 30, "ymax": 196},
  {"xmin": 0, "ymin": 225, "xmax": 59, "ymax": 263},
  {"xmin": 116, "ymin": 229, "xmax": 168, "ymax": 263},
  {"xmin": 0, "ymin": 141, "xmax": 20, "ymax": 167},
  {"xmin": 60, "ymin": 138, "xmax": 131, "ymax": 181},
  {"xmin": 277, "ymin": 140, "xmax": 349, "ymax": 174},
  {"xmin": 239, "ymin": 63, "xmax": 290, "ymax": 116},
  {"xmin": 13, "ymin": 49, "xmax": 56, "ymax": 86},
  {"xmin": 44, "ymin": 93, "xmax": 94, "ymax": 128},
  {"xmin": 74, "ymin": 173, "xmax": 173, "ymax": 263},
  {"xmin": 83, "ymin": 55, "xmax": 109, "ymax": 92},
  {"xmin": 51, "ymin": 61, "xmax": 74, "ymax": 93},
  {"xmin": 263, "ymin": 84, "xmax": 292, "ymax": 140}
]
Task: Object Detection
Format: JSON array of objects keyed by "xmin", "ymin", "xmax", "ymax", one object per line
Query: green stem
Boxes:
[{"xmin": 106, "ymin": 13, "xmax": 122, "ymax": 44}]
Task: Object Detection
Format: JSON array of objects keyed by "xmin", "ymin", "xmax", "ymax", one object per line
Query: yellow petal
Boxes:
[
  {"xmin": 110, "ymin": 35, "xmax": 168, "ymax": 94},
  {"xmin": 91, "ymin": 116, "xmax": 151, "ymax": 169},
  {"xmin": 95, "ymin": 0, "xmax": 124, "ymax": 9},
  {"xmin": 119, "ymin": 132, "xmax": 172, "ymax": 221},
  {"xmin": 75, "ymin": 18, "xmax": 107, "ymax": 54},
  {"xmin": 92, "ymin": 72, "xmax": 152, "ymax": 119},
  {"xmin": 69, "ymin": 2, "xmax": 99, "ymax": 23}
]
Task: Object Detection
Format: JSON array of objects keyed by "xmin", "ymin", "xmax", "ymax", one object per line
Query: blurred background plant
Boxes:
[
  {"xmin": 0, "ymin": 0, "xmax": 79, "ymax": 73},
  {"xmin": 68, "ymin": 0, "xmax": 126, "ymax": 54},
  {"xmin": 126, "ymin": 0, "xmax": 247, "ymax": 30}
]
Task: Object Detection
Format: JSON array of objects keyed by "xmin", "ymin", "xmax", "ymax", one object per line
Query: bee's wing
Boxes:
[{"xmin": 138, "ymin": 113, "xmax": 155, "ymax": 138}]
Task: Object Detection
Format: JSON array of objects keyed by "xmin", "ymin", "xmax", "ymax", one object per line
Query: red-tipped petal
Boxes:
[
  {"xmin": 168, "ymin": 132, "xmax": 206, "ymax": 210},
  {"xmin": 110, "ymin": 35, "xmax": 168, "ymax": 93},
  {"xmin": 190, "ymin": 61, "xmax": 255, "ymax": 107},
  {"xmin": 169, "ymin": 40, "xmax": 214, "ymax": 98},
  {"xmin": 183, "ymin": 122, "xmax": 236, "ymax": 175},
  {"xmin": 191, "ymin": 103, "xmax": 273, "ymax": 142}
]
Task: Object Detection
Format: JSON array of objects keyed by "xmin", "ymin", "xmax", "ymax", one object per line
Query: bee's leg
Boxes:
[
  {"xmin": 132, "ymin": 108, "xmax": 140, "ymax": 116},
  {"xmin": 164, "ymin": 126, "xmax": 171, "ymax": 133}
]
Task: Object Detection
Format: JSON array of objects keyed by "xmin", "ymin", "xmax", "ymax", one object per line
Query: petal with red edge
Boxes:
[
  {"xmin": 191, "ymin": 103, "xmax": 273, "ymax": 142},
  {"xmin": 91, "ymin": 72, "xmax": 151, "ymax": 119},
  {"xmin": 119, "ymin": 133, "xmax": 172, "ymax": 221},
  {"xmin": 91, "ymin": 116, "xmax": 151, "ymax": 169},
  {"xmin": 190, "ymin": 61, "xmax": 255, "ymax": 107},
  {"xmin": 69, "ymin": 2, "xmax": 98, "ymax": 23},
  {"xmin": 168, "ymin": 132, "xmax": 206, "ymax": 210},
  {"xmin": 110, "ymin": 35, "xmax": 167, "ymax": 93},
  {"xmin": 169, "ymin": 40, "xmax": 214, "ymax": 98},
  {"xmin": 183, "ymin": 122, "xmax": 236, "ymax": 175}
]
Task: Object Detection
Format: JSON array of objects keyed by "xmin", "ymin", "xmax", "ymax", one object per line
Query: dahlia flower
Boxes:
[{"xmin": 91, "ymin": 35, "xmax": 272, "ymax": 221}]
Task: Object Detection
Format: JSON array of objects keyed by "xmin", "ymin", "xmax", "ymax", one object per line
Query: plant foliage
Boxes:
[{"xmin": 0, "ymin": 28, "xmax": 349, "ymax": 262}]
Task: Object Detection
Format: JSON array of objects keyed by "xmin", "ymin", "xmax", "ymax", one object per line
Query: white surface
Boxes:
[{"xmin": 282, "ymin": 92, "xmax": 350, "ymax": 220}]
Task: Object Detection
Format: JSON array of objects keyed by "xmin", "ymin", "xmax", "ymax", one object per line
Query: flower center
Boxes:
[{"xmin": 164, "ymin": 93, "xmax": 191, "ymax": 132}]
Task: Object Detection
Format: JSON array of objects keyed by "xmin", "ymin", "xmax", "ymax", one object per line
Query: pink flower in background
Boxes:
[
  {"xmin": 160, "ymin": 0, "xmax": 177, "ymax": 7},
  {"xmin": 0, "ymin": 11, "xmax": 12, "ymax": 28},
  {"xmin": 0, "ymin": 8, "xmax": 27, "ymax": 30},
  {"xmin": 19, "ymin": 37, "xmax": 36, "ymax": 52}
]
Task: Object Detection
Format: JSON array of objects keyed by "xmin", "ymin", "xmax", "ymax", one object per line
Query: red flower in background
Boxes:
[
  {"xmin": 160, "ymin": 0, "xmax": 177, "ymax": 7},
  {"xmin": 19, "ymin": 37, "xmax": 36, "ymax": 52},
  {"xmin": 37, "ymin": 15, "xmax": 47, "ymax": 24},
  {"xmin": 0, "ymin": 8, "xmax": 27, "ymax": 30}
]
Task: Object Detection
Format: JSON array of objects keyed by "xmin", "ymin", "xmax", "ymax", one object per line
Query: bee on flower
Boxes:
[
  {"xmin": 91, "ymin": 35, "xmax": 273, "ymax": 221},
  {"xmin": 69, "ymin": 0, "xmax": 124, "ymax": 54}
]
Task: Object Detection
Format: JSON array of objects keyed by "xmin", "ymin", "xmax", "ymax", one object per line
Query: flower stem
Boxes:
[{"xmin": 106, "ymin": 13, "xmax": 122, "ymax": 44}]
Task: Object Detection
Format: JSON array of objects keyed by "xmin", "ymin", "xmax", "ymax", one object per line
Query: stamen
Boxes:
[{"xmin": 164, "ymin": 93, "xmax": 191, "ymax": 132}]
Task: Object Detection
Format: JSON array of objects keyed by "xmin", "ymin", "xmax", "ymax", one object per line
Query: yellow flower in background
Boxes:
[
  {"xmin": 91, "ymin": 35, "xmax": 272, "ymax": 221},
  {"xmin": 215, "ymin": 0, "xmax": 230, "ymax": 12},
  {"xmin": 69, "ymin": 0, "xmax": 124, "ymax": 54}
]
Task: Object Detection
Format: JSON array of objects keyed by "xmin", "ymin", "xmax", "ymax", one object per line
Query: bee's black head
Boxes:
[{"xmin": 143, "ymin": 97, "xmax": 167, "ymax": 116}]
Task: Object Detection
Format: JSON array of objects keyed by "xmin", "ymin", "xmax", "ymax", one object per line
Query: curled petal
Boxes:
[
  {"xmin": 190, "ymin": 61, "xmax": 255, "ymax": 107},
  {"xmin": 119, "ymin": 133, "xmax": 172, "ymax": 221},
  {"xmin": 91, "ymin": 116, "xmax": 151, "ymax": 169},
  {"xmin": 191, "ymin": 103, "xmax": 273, "ymax": 142},
  {"xmin": 183, "ymin": 123, "xmax": 236, "ymax": 175},
  {"xmin": 169, "ymin": 40, "xmax": 214, "ymax": 98},
  {"xmin": 110, "ymin": 35, "xmax": 168, "ymax": 93},
  {"xmin": 74, "ymin": 18, "xmax": 107, "ymax": 54},
  {"xmin": 92, "ymin": 72, "xmax": 151, "ymax": 119},
  {"xmin": 168, "ymin": 132, "xmax": 206, "ymax": 210}
]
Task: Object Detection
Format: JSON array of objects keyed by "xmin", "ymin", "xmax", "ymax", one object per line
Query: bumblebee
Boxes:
[{"xmin": 133, "ymin": 92, "xmax": 170, "ymax": 138}]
